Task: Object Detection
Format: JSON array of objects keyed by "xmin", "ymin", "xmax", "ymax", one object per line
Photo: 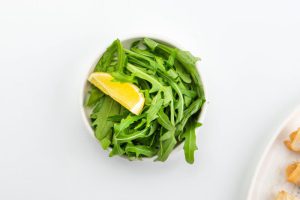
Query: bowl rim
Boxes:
[{"xmin": 80, "ymin": 35, "xmax": 208, "ymax": 160}]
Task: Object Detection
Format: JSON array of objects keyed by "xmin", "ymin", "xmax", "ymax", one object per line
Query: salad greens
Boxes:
[{"xmin": 85, "ymin": 38, "xmax": 205, "ymax": 164}]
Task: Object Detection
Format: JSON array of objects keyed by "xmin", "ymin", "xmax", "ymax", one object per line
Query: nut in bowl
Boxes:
[{"xmin": 81, "ymin": 36, "xmax": 207, "ymax": 163}]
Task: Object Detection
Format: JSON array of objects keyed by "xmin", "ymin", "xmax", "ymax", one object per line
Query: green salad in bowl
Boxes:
[{"xmin": 83, "ymin": 37, "xmax": 206, "ymax": 164}]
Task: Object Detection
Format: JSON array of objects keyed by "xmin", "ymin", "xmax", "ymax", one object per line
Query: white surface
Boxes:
[
  {"xmin": 0, "ymin": 0, "xmax": 300, "ymax": 200},
  {"xmin": 247, "ymin": 106, "xmax": 300, "ymax": 200}
]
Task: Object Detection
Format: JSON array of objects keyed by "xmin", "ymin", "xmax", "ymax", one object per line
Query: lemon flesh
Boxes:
[{"xmin": 88, "ymin": 72, "xmax": 145, "ymax": 115}]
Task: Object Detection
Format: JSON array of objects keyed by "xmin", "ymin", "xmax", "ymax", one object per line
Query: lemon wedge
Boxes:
[{"xmin": 88, "ymin": 72, "xmax": 145, "ymax": 115}]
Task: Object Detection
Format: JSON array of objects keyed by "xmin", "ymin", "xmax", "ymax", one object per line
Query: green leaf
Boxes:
[
  {"xmin": 110, "ymin": 71, "xmax": 136, "ymax": 83},
  {"xmin": 157, "ymin": 109, "xmax": 174, "ymax": 131},
  {"xmin": 158, "ymin": 71, "xmax": 184, "ymax": 123},
  {"xmin": 155, "ymin": 56, "xmax": 167, "ymax": 71},
  {"xmin": 183, "ymin": 121, "xmax": 201, "ymax": 164},
  {"xmin": 92, "ymin": 96, "xmax": 121, "ymax": 142},
  {"xmin": 143, "ymin": 90, "xmax": 152, "ymax": 106},
  {"xmin": 126, "ymin": 61, "xmax": 173, "ymax": 108},
  {"xmin": 127, "ymin": 63, "xmax": 164, "ymax": 93},
  {"xmin": 167, "ymin": 50, "xmax": 177, "ymax": 67},
  {"xmin": 125, "ymin": 143, "xmax": 157, "ymax": 157},
  {"xmin": 90, "ymin": 98, "xmax": 105, "ymax": 120},
  {"xmin": 135, "ymin": 121, "xmax": 159, "ymax": 146},
  {"xmin": 143, "ymin": 38, "xmax": 204, "ymax": 100},
  {"xmin": 114, "ymin": 114, "xmax": 145, "ymax": 134},
  {"xmin": 174, "ymin": 61, "xmax": 192, "ymax": 83},
  {"xmin": 125, "ymin": 49, "xmax": 166, "ymax": 74},
  {"xmin": 116, "ymin": 39, "xmax": 126, "ymax": 72},
  {"xmin": 184, "ymin": 95, "xmax": 192, "ymax": 107},
  {"xmin": 178, "ymin": 80, "xmax": 197, "ymax": 98},
  {"xmin": 134, "ymin": 118, "xmax": 146, "ymax": 130},
  {"xmin": 156, "ymin": 131, "xmax": 176, "ymax": 161},
  {"xmin": 144, "ymin": 38, "xmax": 158, "ymax": 51},
  {"xmin": 148, "ymin": 121, "xmax": 159, "ymax": 137},
  {"xmin": 146, "ymin": 93, "xmax": 164, "ymax": 126},
  {"xmin": 176, "ymin": 50, "xmax": 200, "ymax": 67},
  {"xmin": 85, "ymin": 86, "xmax": 104, "ymax": 107},
  {"xmin": 170, "ymin": 101, "xmax": 175, "ymax": 125},
  {"xmin": 167, "ymin": 69, "xmax": 178, "ymax": 79},
  {"xmin": 94, "ymin": 40, "xmax": 118, "ymax": 72},
  {"xmin": 177, "ymin": 98, "xmax": 204, "ymax": 133},
  {"xmin": 175, "ymin": 50, "xmax": 204, "ymax": 99},
  {"xmin": 106, "ymin": 65, "xmax": 116, "ymax": 73},
  {"xmin": 181, "ymin": 89, "xmax": 197, "ymax": 98},
  {"xmin": 100, "ymin": 133, "xmax": 112, "ymax": 150},
  {"xmin": 109, "ymin": 139, "xmax": 125, "ymax": 157},
  {"xmin": 131, "ymin": 47, "xmax": 155, "ymax": 58},
  {"xmin": 107, "ymin": 114, "xmax": 127, "ymax": 123},
  {"xmin": 163, "ymin": 86, "xmax": 173, "ymax": 106},
  {"xmin": 115, "ymin": 128, "xmax": 149, "ymax": 143},
  {"xmin": 160, "ymin": 130, "xmax": 175, "ymax": 141},
  {"xmin": 130, "ymin": 40, "xmax": 141, "ymax": 49}
]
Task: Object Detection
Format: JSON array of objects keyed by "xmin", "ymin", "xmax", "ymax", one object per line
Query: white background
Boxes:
[{"xmin": 1, "ymin": 0, "xmax": 300, "ymax": 199}]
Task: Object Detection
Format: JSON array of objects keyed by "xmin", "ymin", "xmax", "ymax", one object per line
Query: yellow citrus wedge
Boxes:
[{"xmin": 88, "ymin": 72, "xmax": 145, "ymax": 115}]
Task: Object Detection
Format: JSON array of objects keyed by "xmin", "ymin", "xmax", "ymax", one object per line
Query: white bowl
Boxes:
[{"xmin": 80, "ymin": 36, "xmax": 208, "ymax": 160}]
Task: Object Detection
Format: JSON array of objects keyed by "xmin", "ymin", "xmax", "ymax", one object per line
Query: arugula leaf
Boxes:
[
  {"xmin": 114, "ymin": 114, "xmax": 145, "ymax": 134},
  {"xmin": 167, "ymin": 50, "xmax": 177, "ymax": 67},
  {"xmin": 177, "ymin": 98, "xmax": 204, "ymax": 133},
  {"xmin": 125, "ymin": 143, "xmax": 157, "ymax": 157},
  {"xmin": 170, "ymin": 100, "xmax": 175, "ymax": 125},
  {"xmin": 127, "ymin": 63, "xmax": 163, "ymax": 93},
  {"xmin": 92, "ymin": 96, "xmax": 120, "ymax": 141},
  {"xmin": 100, "ymin": 133, "xmax": 112, "ymax": 150},
  {"xmin": 135, "ymin": 121, "xmax": 159, "ymax": 146},
  {"xmin": 146, "ymin": 92, "xmax": 164, "ymax": 126},
  {"xmin": 116, "ymin": 39, "xmax": 126, "ymax": 72},
  {"xmin": 157, "ymin": 109, "xmax": 174, "ymax": 131},
  {"xmin": 134, "ymin": 118, "xmax": 146, "ymax": 130},
  {"xmin": 154, "ymin": 56, "xmax": 167, "ymax": 71},
  {"xmin": 174, "ymin": 61, "xmax": 192, "ymax": 83},
  {"xmin": 160, "ymin": 130, "xmax": 175, "ymax": 141},
  {"xmin": 184, "ymin": 95, "xmax": 192, "ymax": 107},
  {"xmin": 110, "ymin": 71, "xmax": 136, "ymax": 83},
  {"xmin": 156, "ymin": 131, "xmax": 176, "ymax": 161},
  {"xmin": 115, "ymin": 128, "xmax": 149, "ymax": 143},
  {"xmin": 131, "ymin": 47, "xmax": 155, "ymax": 58},
  {"xmin": 158, "ymin": 71, "xmax": 184, "ymax": 123},
  {"xmin": 176, "ymin": 50, "xmax": 205, "ymax": 99},
  {"xmin": 181, "ymin": 88, "xmax": 197, "ymax": 98},
  {"xmin": 94, "ymin": 40, "xmax": 118, "ymax": 72},
  {"xmin": 130, "ymin": 40, "xmax": 141, "ymax": 49},
  {"xmin": 163, "ymin": 86, "xmax": 173, "ymax": 106},
  {"xmin": 183, "ymin": 121, "xmax": 201, "ymax": 164},
  {"xmin": 85, "ymin": 86, "xmax": 104, "ymax": 107},
  {"xmin": 167, "ymin": 69, "xmax": 178, "ymax": 79},
  {"xmin": 109, "ymin": 138, "xmax": 125, "ymax": 157},
  {"xmin": 125, "ymin": 49, "xmax": 165, "ymax": 73},
  {"xmin": 90, "ymin": 98, "xmax": 105, "ymax": 120},
  {"xmin": 107, "ymin": 114, "xmax": 127, "ymax": 123},
  {"xmin": 144, "ymin": 38, "xmax": 158, "ymax": 51},
  {"xmin": 144, "ymin": 38, "xmax": 204, "ymax": 99}
]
